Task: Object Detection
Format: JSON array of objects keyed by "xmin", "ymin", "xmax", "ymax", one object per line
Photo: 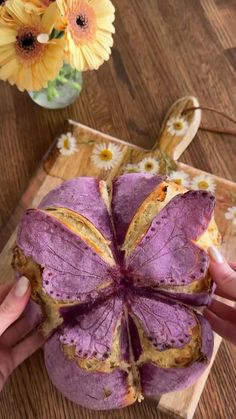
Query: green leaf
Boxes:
[
  {"xmin": 47, "ymin": 80, "xmax": 59, "ymax": 101},
  {"xmin": 159, "ymin": 150, "xmax": 177, "ymax": 174},
  {"xmin": 49, "ymin": 28, "xmax": 56, "ymax": 40},
  {"xmin": 56, "ymin": 75, "xmax": 69, "ymax": 84},
  {"xmin": 55, "ymin": 31, "xmax": 64, "ymax": 39},
  {"xmin": 80, "ymin": 140, "xmax": 95, "ymax": 145},
  {"xmin": 49, "ymin": 28, "xmax": 64, "ymax": 40},
  {"xmin": 71, "ymin": 82, "xmax": 82, "ymax": 90}
]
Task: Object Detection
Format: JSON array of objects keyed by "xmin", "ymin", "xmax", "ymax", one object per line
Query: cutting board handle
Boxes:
[{"xmin": 153, "ymin": 96, "xmax": 202, "ymax": 161}]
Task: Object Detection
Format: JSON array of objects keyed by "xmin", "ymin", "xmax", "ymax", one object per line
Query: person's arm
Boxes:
[
  {"xmin": 204, "ymin": 246, "xmax": 236, "ymax": 346},
  {"xmin": 0, "ymin": 277, "xmax": 44, "ymax": 391}
]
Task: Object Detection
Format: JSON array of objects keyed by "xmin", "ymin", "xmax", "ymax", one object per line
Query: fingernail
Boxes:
[
  {"xmin": 208, "ymin": 246, "xmax": 224, "ymax": 264},
  {"xmin": 14, "ymin": 276, "xmax": 30, "ymax": 297}
]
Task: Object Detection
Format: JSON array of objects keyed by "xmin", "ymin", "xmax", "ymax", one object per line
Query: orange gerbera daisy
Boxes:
[
  {"xmin": 0, "ymin": 0, "xmax": 64, "ymax": 91},
  {"xmin": 56, "ymin": 0, "xmax": 115, "ymax": 71}
]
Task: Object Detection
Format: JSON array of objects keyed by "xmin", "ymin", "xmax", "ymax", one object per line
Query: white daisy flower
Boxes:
[
  {"xmin": 57, "ymin": 133, "xmax": 78, "ymax": 156},
  {"xmin": 168, "ymin": 170, "xmax": 190, "ymax": 187},
  {"xmin": 91, "ymin": 142, "xmax": 123, "ymax": 170},
  {"xmin": 138, "ymin": 157, "xmax": 160, "ymax": 175},
  {"xmin": 191, "ymin": 174, "xmax": 216, "ymax": 193},
  {"xmin": 123, "ymin": 163, "xmax": 139, "ymax": 174},
  {"xmin": 167, "ymin": 116, "xmax": 189, "ymax": 137},
  {"xmin": 225, "ymin": 206, "xmax": 236, "ymax": 226}
]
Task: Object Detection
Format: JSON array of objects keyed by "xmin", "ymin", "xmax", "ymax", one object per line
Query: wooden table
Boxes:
[{"xmin": 0, "ymin": 1, "xmax": 235, "ymax": 418}]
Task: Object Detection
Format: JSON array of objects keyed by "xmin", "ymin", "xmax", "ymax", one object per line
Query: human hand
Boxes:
[
  {"xmin": 204, "ymin": 246, "xmax": 236, "ymax": 346},
  {"xmin": 0, "ymin": 277, "xmax": 44, "ymax": 391}
]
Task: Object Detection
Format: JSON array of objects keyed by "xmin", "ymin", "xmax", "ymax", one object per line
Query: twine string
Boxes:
[{"xmin": 182, "ymin": 106, "xmax": 236, "ymax": 136}]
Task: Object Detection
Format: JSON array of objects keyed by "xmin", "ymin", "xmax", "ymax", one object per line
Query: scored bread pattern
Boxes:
[{"xmin": 13, "ymin": 174, "xmax": 220, "ymax": 410}]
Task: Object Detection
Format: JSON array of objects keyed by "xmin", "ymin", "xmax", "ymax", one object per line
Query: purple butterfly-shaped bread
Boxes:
[{"xmin": 13, "ymin": 174, "xmax": 220, "ymax": 410}]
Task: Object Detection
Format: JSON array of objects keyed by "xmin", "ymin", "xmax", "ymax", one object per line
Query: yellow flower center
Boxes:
[
  {"xmin": 99, "ymin": 149, "xmax": 113, "ymax": 161},
  {"xmin": 198, "ymin": 180, "xmax": 209, "ymax": 190},
  {"xmin": 63, "ymin": 139, "xmax": 70, "ymax": 150},
  {"xmin": 144, "ymin": 162, "xmax": 154, "ymax": 171},
  {"xmin": 234, "ymin": 213, "xmax": 236, "ymax": 218},
  {"xmin": 15, "ymin": 27, "xmax": 44, "ymax": 63},
  {"xmin": 173, "ymin": 121, "xmax": 184, "ymax": 131}
]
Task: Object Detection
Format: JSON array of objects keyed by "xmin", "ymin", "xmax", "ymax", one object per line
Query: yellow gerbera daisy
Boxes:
[
  {"xmin": 56, "ymin": 0, "xmax": 115, "ymax": 71},
  {"xmin": 0, "ymin": 0, "xmax": 64, "ymax": 91}
]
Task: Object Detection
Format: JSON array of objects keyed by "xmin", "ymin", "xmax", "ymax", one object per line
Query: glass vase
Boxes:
[{"xmin": 28, "ymin": 63, "xmax": 83, "ymax": 110}]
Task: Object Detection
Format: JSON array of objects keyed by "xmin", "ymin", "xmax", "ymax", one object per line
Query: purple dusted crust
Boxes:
[
  {"xmin": 39, "ymin": 178, "xmax": 114, "ymax": 241},
  {"xmin": 129, "ymin": 295, "xmax": 196, "ymax": 350},
  {"xmin": 60, "ymin": 297, "xmax": 124, "ymax": 361},
  {"xmin": 112, "ymin": 174, "xmax": 165, "ymax": 245},
  {"xmin": 45, "ymin": 315, "xmax": 213, "ymax": 406},
  {"xmin": 17, "ymin": 209, "xmax": 116, "ymax": 303},
  {"xmin": 15, "ymin": 174, "xmax": 218, "ymax": 409},
  {"xmin": 126, "ymin": 190, "xmax": 214, "ymax": 288},
  {"xmin": 139, "ymin": 314, "xmax": 213, "ymax": 395},
  {"xmin": 45, "ymin": 332, "xmax": 133, "ymax": 410}
]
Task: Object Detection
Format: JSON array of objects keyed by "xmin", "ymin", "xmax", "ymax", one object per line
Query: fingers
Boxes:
[
  {"xmin": 204, "ymin": 309, "xmax": 236, "ymax": 346},
  {"xmin": 12, "ymin": 331, "xmax": 45, "ymax": 369},
  {"xmin": 0, "ymin": 332, "xmax": 45, "ymax": 391},
  {"xmin": 208, "ymin": 246, "xmax": 236, "ymax": 301},
  {"xmin": 207, "ymin": 299, "xmax": 235, "ymax": 324},
  {"xmin": 229, "ymin": 261, "xmax": 236, "ymax": 271},
  {"xmin": 0, "ymin": 277, "xmax": 31, "ymax": 336},
  {"xmin": 214, "ymin": 287, "xmax": 236, "ymax": 301},
  {"xmin": 0, "ymin": 281, "xmax": 15, "ymax": 302},
  {"xmin": 0, "ymin": 316, "xmax": 33, "ymax": 347},
  {"xmin": 0, "ymin": 349, "xmax": 14, "ymax": 392},
  {"xmin": 209, "ymin": 262, "xmax": 236, "ymax": 300}
]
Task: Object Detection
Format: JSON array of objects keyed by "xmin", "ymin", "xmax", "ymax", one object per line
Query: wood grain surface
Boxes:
[{"xmin": 0, "ymin": 0, "xmax": 236, "ymax": 418}]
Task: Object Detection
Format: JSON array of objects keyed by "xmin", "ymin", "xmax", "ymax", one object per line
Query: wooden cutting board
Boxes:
[{"xmin": 0, "ymin": 96, "xmax": 235, "ymax": 419}]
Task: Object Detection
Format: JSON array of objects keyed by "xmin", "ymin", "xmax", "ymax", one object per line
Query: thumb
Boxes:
[
  {"xmin": 208, "ymin": 246, "xmax": 236, "ymax": 300},
  {"xmin": 0, "ymin": 277, "xmax": 31, "ymax": 336}
]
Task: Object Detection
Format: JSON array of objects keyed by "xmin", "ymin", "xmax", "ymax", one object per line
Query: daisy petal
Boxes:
[
  {"xmin": 91, "ymin": 142, "xmax": 122, "ymax": 170},
  {"xmin": 0, "ymin": 28, "xmax": 16, "ymax": 46},
  {"xmin": 167, "ymin": 116, "xmax": 189, "ymax": 137},
  {"xmin": 191, "ymin": 174, "xmax": 216, "ymax": 193},
  {"xmin": 138, "ymin": 157, "xmax": 160, "ymax": 175},
  {"xmin": 168, "ymin": 170, "xmax": 190, "ymax": 187},
  {"xmin": 0, "ymin": 58, "xmax": 18, "ymax": 79}
]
